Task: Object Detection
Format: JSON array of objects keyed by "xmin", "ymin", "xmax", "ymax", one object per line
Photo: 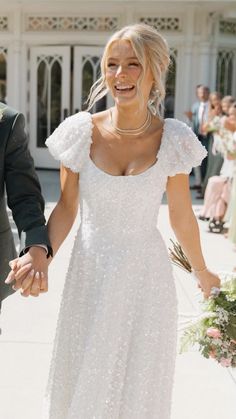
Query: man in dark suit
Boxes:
[
  {"xmin": 185, "ymin": 85, "xmax": 210, "ymax": 196},
  {"xmin": 0, "ymin": 102, "xmax": 52, "ymax": 308}
]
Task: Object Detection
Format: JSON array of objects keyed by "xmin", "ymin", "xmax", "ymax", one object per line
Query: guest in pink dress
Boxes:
[{"xmin": 199, "ymin": 109, "xmax": 236, "ymax": 233}]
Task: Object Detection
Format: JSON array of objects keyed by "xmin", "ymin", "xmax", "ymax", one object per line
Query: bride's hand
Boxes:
[
  {"xmin": 5, "ymin": 247, "xmax": 49, "ymax": 296},
  {"xmin": 194, "ymin": 269, "xmax": 221, "ymax": 299}
]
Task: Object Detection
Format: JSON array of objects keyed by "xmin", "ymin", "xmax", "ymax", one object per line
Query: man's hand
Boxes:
[
  {"xmin": 5, "ymin": 247, "xmax": 49, "ymax": 297},
  {"xmin": 184, "ymin": 110, "xmax": 193, "ymax": 121}
]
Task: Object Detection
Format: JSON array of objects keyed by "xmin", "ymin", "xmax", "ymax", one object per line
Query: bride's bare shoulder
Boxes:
[{"xmin": 92, "ymin": 109, "xmax": 110, "ymax": 127}]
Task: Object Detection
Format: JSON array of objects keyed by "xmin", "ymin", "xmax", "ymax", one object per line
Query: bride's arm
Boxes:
[
  {"xmin": 7, "ymin": 165, "xmax": 79, "ymax": 296},
  {"xmin": 47, "ymin": 164, "xmax": 79, "ymax": 256},
  {"xmin": 166, "ymin": 173, "xmax": 220, "ymax": 298}
]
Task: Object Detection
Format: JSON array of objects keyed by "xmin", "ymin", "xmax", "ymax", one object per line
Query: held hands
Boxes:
[
  {"xmin": 194, "ymin": 268, "xmax": 221, "ymax": 299},
  {"xmin": 5, "ymin": 247, "xmax": 50, "ymax": 297}
]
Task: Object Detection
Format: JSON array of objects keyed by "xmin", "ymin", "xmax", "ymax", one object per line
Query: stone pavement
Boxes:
[{"xmin": 0, "ymin": 170, "xmax": 236, "ymax": 419}]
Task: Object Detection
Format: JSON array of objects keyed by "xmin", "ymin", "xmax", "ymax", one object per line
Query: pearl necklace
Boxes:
[{"xmin": 110, "ymin": 109, "xmax": 152, "ymax": 136}]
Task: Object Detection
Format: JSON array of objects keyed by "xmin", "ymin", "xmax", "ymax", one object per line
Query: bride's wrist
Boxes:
[{"xmin": 192, "ymin": 266, "xmax": 208, "ymax": 276}]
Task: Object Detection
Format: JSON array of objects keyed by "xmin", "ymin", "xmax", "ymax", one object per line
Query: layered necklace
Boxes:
[{"xmin": 110, "ymin": 108, "xmax": 152, "ymax": 136}]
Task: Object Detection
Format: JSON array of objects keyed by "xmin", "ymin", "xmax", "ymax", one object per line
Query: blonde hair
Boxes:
[
  {"xmin": 86, "ymin": 23, "xmax": 170, "ymax": 116},
  {"xmin": 222, "ymin": 95, "xmax": 235, "ymax": 104}
]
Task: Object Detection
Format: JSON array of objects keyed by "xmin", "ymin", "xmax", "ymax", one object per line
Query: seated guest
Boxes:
[{"xmin": 199, "ymin": 107, "xmax": 236, "ymax": 233}]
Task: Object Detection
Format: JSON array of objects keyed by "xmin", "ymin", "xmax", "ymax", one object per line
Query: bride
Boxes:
[{"xmin": 8, "ymin": 23, "xmax": 220, "ymax": 419}]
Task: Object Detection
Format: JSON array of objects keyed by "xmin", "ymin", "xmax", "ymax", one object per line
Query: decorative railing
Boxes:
[
  {"xmin": 140, "ymin": 17, "xmax": 181, "ymax": 32},
  {"xmin": 26, "ymin": 16, "xmax": 118, "ymax": 32},
  {"xmin": 0, "ymin": 16, "xmax": 8, "ymax": 31},
  {"xmin": 219, "ymin": 19, "xmax": 236, "ymax": 35}
]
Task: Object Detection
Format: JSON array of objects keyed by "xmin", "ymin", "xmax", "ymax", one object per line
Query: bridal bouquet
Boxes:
[
  {"xmin": 180, "ymin": 276, "xmax": 236, "ymax": 368},
  {"xmin": 169, "ymin": 241, "xmax": 236, "ymax": 368}
]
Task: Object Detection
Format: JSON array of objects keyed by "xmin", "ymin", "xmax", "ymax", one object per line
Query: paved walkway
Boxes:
[{"xmin": 0, "ymin": 171, "xmax": 236, "ymax": 419}]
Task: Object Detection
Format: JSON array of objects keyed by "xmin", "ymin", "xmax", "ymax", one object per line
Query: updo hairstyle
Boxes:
[{"xmin": 86, "ymin": 23, "xmax": 170, "ymax": 116}]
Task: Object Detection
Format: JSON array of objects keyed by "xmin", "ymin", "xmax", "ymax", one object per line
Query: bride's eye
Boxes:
[
  {"xmin": 128, "ymin": 62, "xmax": 140, "ymax": 67},
  {"xmin": 107, "ymin": 63, "xmax": 117, "ymax": 68}
]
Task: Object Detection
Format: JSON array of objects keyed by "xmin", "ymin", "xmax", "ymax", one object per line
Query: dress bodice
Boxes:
[
  {"xmin": 46, "ymin": 111, "xmax": 207, "ymax": 241},
  {"xmin": 79, "ymin": 153, "xmax": 167, "ymax": 244}
]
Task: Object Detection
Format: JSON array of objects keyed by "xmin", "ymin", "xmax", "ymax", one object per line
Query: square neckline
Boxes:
[{"xmin": 88, "ymin": 114, "xmax": 168, "ymax": 178}]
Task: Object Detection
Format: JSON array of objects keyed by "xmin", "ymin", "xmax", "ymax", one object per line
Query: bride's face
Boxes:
[{"xmin": 105, "ymin": 40, "xmax": 153, "ymax": 109}]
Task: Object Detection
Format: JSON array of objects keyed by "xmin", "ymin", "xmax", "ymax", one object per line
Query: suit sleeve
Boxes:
[{"xmin": 4, "ymin": 112, "xmax": 52, "ymax": 256}]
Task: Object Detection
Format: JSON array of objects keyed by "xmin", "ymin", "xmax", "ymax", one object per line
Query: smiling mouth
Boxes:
[{"xmin": 114, "ymin": 85, "xmax": 135, "ymax": 92}]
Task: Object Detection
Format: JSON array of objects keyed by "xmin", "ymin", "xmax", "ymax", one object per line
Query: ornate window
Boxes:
[
  {"xmin": 216, "ymin": 50, "xmax": 235, "ymax": 96},
  {"xmin": 164, "ymin": 49, "xmax": 177, "ymax": 118},
  {"xmin": 26, "ymin": 16, "xmax": 118, "ymax": 32},
  {"xmin": 81, "ymin": 55, "xmax": 101, "ymax": 110},
  {"xmin": 0, "ymin": 16, "xmax": 8, "ymax": 31},
  {"xmin": 36, "ymin": 54, "xmax": 63, "ymax": 146},
  {"xmin": 140, "ymin": 17, "xmax": 181, "ymax": 32},
  {"xmin": 219, "ymin": 20, "xmax": 236, "ymax": 35},
  {"xmin": 0, "ymin": 47, "xmax": 7, "ymax": 103}
]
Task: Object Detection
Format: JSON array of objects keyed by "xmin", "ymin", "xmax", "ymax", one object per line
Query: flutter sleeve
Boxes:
[
  {"xmin": 45, "ymin": 111, "xmax": 93, "ymax": 173},
  {"xmin": 164, "ymin": 119, "xmax": 207, "ymax": 177}
]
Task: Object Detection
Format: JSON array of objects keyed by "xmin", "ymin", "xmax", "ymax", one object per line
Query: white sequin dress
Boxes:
[{"xmin": 43, "ymin": 112, "xmax": 207, "ymax": 419}]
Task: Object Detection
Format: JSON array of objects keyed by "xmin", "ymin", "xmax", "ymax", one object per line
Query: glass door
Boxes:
[
  {"xmin": 29, "ymin": 46, "xmax": 70, "ymax": 168},
  {"xmin": 73, "ymin": 46, "xmax": 113, "ymax": 114}
]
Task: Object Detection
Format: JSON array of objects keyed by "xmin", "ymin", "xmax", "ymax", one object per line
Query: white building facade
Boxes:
[{"xmin": 0, "ymin": 0, "xmax": 236, "ymax": 168}]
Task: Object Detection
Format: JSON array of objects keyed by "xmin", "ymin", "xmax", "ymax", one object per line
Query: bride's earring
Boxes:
[{"xmin": 148, "ymin": 87, "xmax": 160, "ymax": 115}]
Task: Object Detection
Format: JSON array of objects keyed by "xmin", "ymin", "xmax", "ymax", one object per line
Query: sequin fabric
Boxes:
[{"xmin": 43, "ymin": 112, "xmax": 207, "ymax": 419}]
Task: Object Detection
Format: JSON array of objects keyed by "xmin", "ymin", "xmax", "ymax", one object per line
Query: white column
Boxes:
[
  {"xmin": 19, "ymin": 42, "xmax": 28, "ymax": 118},
  {"xmin": 174, "ymin": 5, "xmax": 195, "ymax": 121},
  {"xmin": 208, "ymin": 14, "xmax": 219, "ymax": 92},
  {"xmin": 7, "ymin": 40, "xmax": 22, "ymax": 109},
  {"xmin": 197, "ymin": 42, "xmax": 211, "ymax": 87},
  {"xmin": 209, "ymin": 45, "xmax": 218, "ymax": 92},
  {"xmin": 232, "ymin": 53, "xmax": 236, "ymax": 98},
  {"xmin": 6, "ymin": 6, "xmax": 22, "ymax": 109},
  {"xmin": 176, "ymin": 43, "xmax": 193, "ymax": 121}
]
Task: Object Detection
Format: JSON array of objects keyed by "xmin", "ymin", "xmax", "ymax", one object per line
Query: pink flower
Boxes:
[
  {"xmin": 206, "ymin": 327, "xmax": 221, "ymax": 339},
  {"xmin": 220, "ymin": 357, "xmax": 231, "ymax": 367},
  {"xmin": 230, "ymin": 339, "xmax": 236, "ymax": 345}
]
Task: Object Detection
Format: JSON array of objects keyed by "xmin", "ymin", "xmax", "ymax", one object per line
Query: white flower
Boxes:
[
  {"xmin": 215, "ymin": 307, "xmax": 229, "ymax": 324},
  {"xmin": 212, "ymin": 338, "xmax": 222, "ymax": 345},
  {"xmin": 208, "ymin": 116, "xmax": 221, "ymax": 132}
]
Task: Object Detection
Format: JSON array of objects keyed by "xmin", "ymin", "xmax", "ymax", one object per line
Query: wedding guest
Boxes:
[
  {"xmin": 221, "ymin": 95, "xmax": 235, "ymax": 116},
  {"xmin": 208, "ymin": 91, "xmax": 222, "ymax": 109},
  {"xmin": 0, "ymin": 102, "xmax": 52, "ymax": 306},
  {"xmin": 224, "ymin": 103, "xmax": 236, "ymax": 245},
  {"xmin": 199, "ymin": 105, "xmax": 236, "ymax": 232},
  {"xmin": 199, "ymin": 160, "xmax": 233, "ymax": 232},
  {"xmin": 228, "ymin": 167, "xmax": 236, "ymax": 250},
  {"xmin": 184, "ymin": 84, "xmax": 203, "ymax": 124},
  {"xmin": 186, "ymin": 85, "xmax": 210, "ymax": 194},
  {"xmin": 201, "ymin": 92, "xmax": 223, "ymax": 194}
]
